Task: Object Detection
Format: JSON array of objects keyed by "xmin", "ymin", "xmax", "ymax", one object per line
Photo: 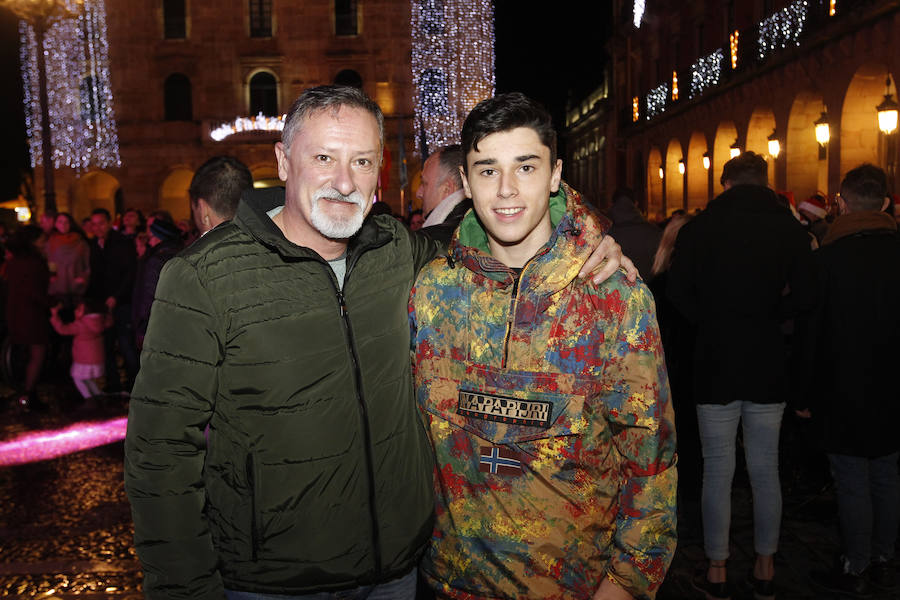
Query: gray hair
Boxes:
[{"xmin": 282, "ymin": 85, "xmax": 384, "ymax": 154}]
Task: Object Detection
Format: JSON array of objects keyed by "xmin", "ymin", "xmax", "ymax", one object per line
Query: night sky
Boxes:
[{"xmin": 0, "ymin": 2, "xmax": 611, "ymax": 202}]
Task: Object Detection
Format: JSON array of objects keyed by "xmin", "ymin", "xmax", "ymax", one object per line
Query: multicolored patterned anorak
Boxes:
[{"xmin": 409, "ymin": 183, "xmax": 677, "ymax": 600}]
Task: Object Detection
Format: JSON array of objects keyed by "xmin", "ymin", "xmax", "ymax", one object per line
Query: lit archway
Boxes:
[
  {"xmin": 686, "ymin": 131, "xmax": 708, "ymax": 211},
  {"xmin": 713, "ymin": 121, "xmax": 738, "ymax": 195},
  {"xmin": 787, "ymin": 91, "xmax": 826, "ymax": 201},
  {"xmin": 747, "ymin": 107, "xmax": 777, "ymax": 186},
  {"xmin": 250, "ymin": 163, "xmax": 281, "ymax": 188},
  {"xmin": 665, "ymin": 138, "xmax": 684, "ymax": 214},
  {"xmin": 159, "ymin": 167, "xmax": 194, "ymax": 222},
  {"xmin": 647, "ymin": 147, "xmax": 663, "ymax": 220},
  {"xmin": 71, "ymin": 171, "xmax": 119, "ymax": 221},
  {"xmin": 841, "ymin": 64, "xmax": 895, "ymax": 177}
]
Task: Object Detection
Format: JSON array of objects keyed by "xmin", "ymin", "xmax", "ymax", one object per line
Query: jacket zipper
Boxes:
[
  {"xmin": 335, "ymin": 283, "xmax": 383, "ymax": 576},
  {"xmin": 245, "ymin": 454, "xmax": 259, "ymax": 561},
  {"xmin": 501, "ymin": 255, "xmax": 540, "ymax": 369}
]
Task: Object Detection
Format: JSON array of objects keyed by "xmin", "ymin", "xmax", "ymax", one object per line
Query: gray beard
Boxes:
[{"xmin": 310, "ymin": 189, "xmax": 367, "ymax": 239}]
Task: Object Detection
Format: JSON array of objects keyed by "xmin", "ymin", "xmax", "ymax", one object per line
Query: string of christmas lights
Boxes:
[
  {"xmin": 211, "ymin": 113, "xmax": 286, "ymax": 141},
  {"xmin": 690, "ymin": 49, "xmax": 724, "ymax": 99},
  {"xmin": 757, "ymin": 0, "xmax": 808, "ymax": 61},
  {"xmin": 411, "ymin": 0, "xmax": 495, "ymax": 156},
  {"xmin": 633, "ymin": 0, "xmax": 645, "ymax": 28},
  {"xmin": 20, "ymin": 0, "xmax": 121, "ymax": 171},
  {"xmin": 646, "ymin": 82, "xmax": 668, "ymax": 120}
]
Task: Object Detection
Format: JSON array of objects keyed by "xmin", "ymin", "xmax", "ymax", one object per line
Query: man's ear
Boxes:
[
  {"xmin": 882, "ymin": 196, "xmax": 891, "ymax": 212},
  {"xmin": 274, "ymin": 142, "xmax": 289, "ymax": 182},
  {"xmin": 460, "ymin": 165, "xmax": 472, "ymax": 198},
  {"xmin": 550, "ymin": 159, "xmax": 563, "ymax": 193}
]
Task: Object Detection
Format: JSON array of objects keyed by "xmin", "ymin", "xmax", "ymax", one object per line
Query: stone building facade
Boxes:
[
  {"xmin": 565, "ymin": 0, "xmax": 900, "ymax": 219},
  {"xmin": 35, "ymin": 0, "xmax": 417, "ymax": 223}
]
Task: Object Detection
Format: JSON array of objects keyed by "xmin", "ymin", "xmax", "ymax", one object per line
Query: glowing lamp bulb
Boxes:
[
  {"xmin": 768, "ymin": 138, "xmax": 781, "ymax": 158},
  {"xmin": 702, "ymin": 153, "xmax": 710, "ymax": 170},
  {"xmin": 658, "ymin": 167, "xmax": 664, "ymax": 180},
  {"xmin": 677, "ymin": 159, "xmax": 685, "ymax": 174},
  {"xmin": 730, "ymin": 146, "xmax": 741, "ymax": 159},
  {"xmin": 814, "ymin": 112, "xmax": 831, "ymax": 145}
]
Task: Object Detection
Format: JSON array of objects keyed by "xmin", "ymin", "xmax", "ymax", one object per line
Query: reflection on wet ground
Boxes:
[
  {"xmin": 1, "ymin": 381, "xmax": 899, "ymax": 598},
  {"xmin": 0, "ymin": 383, "xmax": 140, "ymax": 599}
]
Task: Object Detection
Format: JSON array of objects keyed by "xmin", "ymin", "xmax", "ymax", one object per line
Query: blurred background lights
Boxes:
[
  {"xmin": 19, "ymin": 0, "xmax": 121, "ymax": 171},
  {"xmin": 411, "ymin": 0, "xmax": 495, "ymax": 156}
]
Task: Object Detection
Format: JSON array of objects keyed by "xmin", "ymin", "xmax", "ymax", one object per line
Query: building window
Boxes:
[
  {"xmin": 421, "ymin": 0, "xmax": 445, "ymax": 35},
  {"xmin": 80, "ymin": 76, "xmax": 107, "ymax": 122},
  {"xmin": 420, "ymin": 68, "xmax": 449, "ymax": 116},
  {"xmin": 335, "ymin": 0, "xmax": 358, "ymax": 36},
  {"xmin": 164, "ymin": 73, "xmax": 192, "ymax": 121},
  {"xmin": 249, "ymin": 0, "xmax": 272, "ymax": 37},
  {"xmin": 163, "ymin": 0, "xmax": 186, "ymax": 39},
  {"xmin": 249, "ymin": 71, "xmax": 278, "ymax": 116},
  {"xmin": 334, "ymin": 69, "xmax": 363, "ymax": 89}
]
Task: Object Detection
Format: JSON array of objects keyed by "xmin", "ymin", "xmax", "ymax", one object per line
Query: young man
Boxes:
[{"xmin": 409, "ymin": 93, "xmax": 677, "ymax": 600}]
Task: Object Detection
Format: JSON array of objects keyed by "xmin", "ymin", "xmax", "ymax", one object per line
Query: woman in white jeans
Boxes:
[{"xmin": 695, "ymin": 399, "xmax": 784, "ymax": 600}]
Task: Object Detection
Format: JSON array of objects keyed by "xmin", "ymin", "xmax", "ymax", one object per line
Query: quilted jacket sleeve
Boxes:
[
  {"xmin": 124, "ymin": 256, "xmax": 224, "ymax": 600},
  {"xmin": 601, "ymin": 282, "xmax": 678, "ymax": 600}
]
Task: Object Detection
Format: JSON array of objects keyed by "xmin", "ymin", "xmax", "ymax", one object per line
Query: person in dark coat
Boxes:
[
  {"xmin": 190, "ymin": 155, "xmax": 253, "ymax": 236},
  {"xmin": 668, "ymin": 151, "xmax": 812, "ymax": 599},
  {"xmin": 86, "ymin": 208, "xmax": 138, "ymax": 392},
  {"xmin": 607, "ymin": 188, "xmax": 662, "ymax": 280},
  {"xmin": 131, "ymin": 216, "xmax": 183, "ymax": 350},
  {"xmin": 419, "ymin": 144, "xmax": 473, "ymax": 246},
  {"xmin": 795, "ymin": 164, "xmax": 900, "ymax": 596},
  {"xmin": 3, "ymin": 226, "xmax": 50, "ymax": 409}
]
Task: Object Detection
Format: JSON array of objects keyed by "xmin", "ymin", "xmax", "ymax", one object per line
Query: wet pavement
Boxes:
[{"xmin": 1, "ymin": 379, "xmax": 899, "ymax": 599}]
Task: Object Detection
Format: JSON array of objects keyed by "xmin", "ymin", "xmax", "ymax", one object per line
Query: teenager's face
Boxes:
[{"xmin": 461, "ymin": 127, "xmax": 562, "ymax": 268}]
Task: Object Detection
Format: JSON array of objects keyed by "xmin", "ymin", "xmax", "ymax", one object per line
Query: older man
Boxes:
[{"xmin": 125, "ymin": 85, "xmax": 629, "ymax": 600}]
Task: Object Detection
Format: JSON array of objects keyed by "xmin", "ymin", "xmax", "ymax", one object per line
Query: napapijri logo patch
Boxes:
[
  {"xmin": 479, "ymin": 446, "xmax": 523, "ymax": 476},
  {"xmin": 457, "ymin": 390, "xmax": 553, "ymax": 428}
]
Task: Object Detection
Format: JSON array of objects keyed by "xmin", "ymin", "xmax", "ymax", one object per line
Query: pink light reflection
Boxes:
[{"xmin": 0, "ymin": 417, "xmax": 128, "ymax": 467}]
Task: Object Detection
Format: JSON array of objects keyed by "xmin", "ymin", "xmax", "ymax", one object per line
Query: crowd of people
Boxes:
[
  {"xmin": 610, "ymin": 153, "xmax": 900, "ymax": 600},
  {"xmin": 0, "ymin": 156, "xmax": 255, "ymax": 411},
  {"xmin": 2, "ymin": 83, "xmax": 899, "ymax": 600}
]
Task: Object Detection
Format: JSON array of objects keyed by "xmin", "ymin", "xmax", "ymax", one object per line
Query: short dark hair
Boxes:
[
  {"xmin": 460, "ymin": 92, "xmax": 557, "ymax": 173},
  {"xmin": 435, "ymin": 144, "xmax": 464, "ymax": 190},
  {"xmin": 282, "ymin": 85, "xmax": 384, "ymax": 153},
  {"xmin": 189, "ymin": 156, "xmax": 253, "ymax": 220},
  {"xmin": 91, "ymin": 208, "xmax": 111, "ymax": 221},
  {"xmin": 841, "ymin": 163, "xmax": 888, "ymax": 212},
  {"xmin": 720, "ymin": 151, "xmax": 768, "ymax": 187}
]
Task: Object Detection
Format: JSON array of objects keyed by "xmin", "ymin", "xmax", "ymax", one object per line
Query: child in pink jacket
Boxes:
[{"xmin": 50, "ymin": 299, "xmax": 114, "ymax": 399}]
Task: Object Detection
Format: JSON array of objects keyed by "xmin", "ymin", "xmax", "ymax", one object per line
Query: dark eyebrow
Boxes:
[
  {"xmin": 472, "ymin": 158, "xmax": 497, "ymax": 166},
  {"xmin": 516, "ymin": 154, "xmax": 540, "ymax": 162}
]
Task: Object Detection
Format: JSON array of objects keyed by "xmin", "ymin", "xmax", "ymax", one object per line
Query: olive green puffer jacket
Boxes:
[{"xmin": 125, "ymin": 188, "xmax": 439, "ymax": 599}]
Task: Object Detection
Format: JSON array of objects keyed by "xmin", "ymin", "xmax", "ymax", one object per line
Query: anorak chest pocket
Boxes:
[{"xmin": 422, "ymin": 366, "xmax": 593, "ymax": 447}]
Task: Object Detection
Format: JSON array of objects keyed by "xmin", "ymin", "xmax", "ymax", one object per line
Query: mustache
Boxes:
[{"xmin": 313, "ymin": 187, "xmax": 366, "ymax": 206}]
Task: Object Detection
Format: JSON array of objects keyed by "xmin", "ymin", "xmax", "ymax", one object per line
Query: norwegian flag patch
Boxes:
[{"xmin": 479, "ymin": 446, "xmax": 523, "ymax": 476}]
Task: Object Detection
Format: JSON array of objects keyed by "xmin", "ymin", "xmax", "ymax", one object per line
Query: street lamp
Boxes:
[
  {"xmin": 702, "ymin": 152, "xmax": 710, "ymax": 170},
  {"xmin": 678, "ymin": 158, "xmax": 685, "ymax": 174},
  {"xmin": 768, "ymin": 130, "xmax": 781, "ymax": 158},
  {"xmin": 877, "ymin": 76, "xmax": 899, "ymax": 135},
  {"xmin": 0, "ymin": 0, "xmax": 84, "ymax": 214},
  {"xmin": 814, "ymin": 111, "xmax": 831, "ymax": 146},
  {"xmin": 730, "ymin": 141, "xmax": 741, "ymax": 159}
]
